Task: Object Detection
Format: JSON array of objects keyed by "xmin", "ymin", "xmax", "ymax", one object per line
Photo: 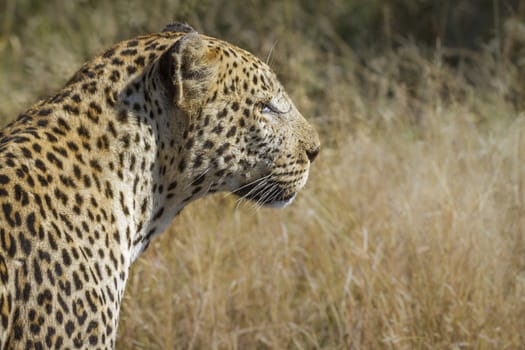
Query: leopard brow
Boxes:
[{"xmin": 270, "ymin": 95, "xmax": 291, "ymax": 114}]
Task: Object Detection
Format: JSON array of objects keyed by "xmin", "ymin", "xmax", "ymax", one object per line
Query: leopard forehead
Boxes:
[{"xmin": 0, "ymin": 25, "xmax": 320, "ymax": 348}]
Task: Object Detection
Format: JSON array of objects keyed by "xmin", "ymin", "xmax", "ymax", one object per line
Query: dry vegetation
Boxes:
[{"xmin": 2, "ymin": 0, "xmax": 525, "ymax": 349}]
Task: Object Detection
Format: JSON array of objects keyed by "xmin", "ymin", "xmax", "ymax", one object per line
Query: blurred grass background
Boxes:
[{"xmin": 3, "ymin": 0, "xmax": 525, "ymax": 348}]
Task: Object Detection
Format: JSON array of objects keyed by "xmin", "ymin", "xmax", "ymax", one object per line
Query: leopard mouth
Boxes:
[{"xmin": 233, "ymin": 181, "xmax": 296, "ymax": 207}]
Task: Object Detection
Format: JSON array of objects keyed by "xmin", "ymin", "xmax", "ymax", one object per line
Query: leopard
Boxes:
[{"xmin": 0, "ymin": 22, "xmax": 320, "ymax": 348}]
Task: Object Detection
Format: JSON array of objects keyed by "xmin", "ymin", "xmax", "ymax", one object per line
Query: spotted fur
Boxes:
[{"xmin": 0, "ymin": 23, "xmax": 319, "ymax": 348}]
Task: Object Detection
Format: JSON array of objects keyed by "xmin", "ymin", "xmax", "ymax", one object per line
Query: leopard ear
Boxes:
[{"xmin": 159, "ymin": 33, "xmax": 217, "ymax": 112}]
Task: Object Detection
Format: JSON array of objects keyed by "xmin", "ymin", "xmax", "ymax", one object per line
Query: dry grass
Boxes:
[
  {"xmin": 118, "ymin": 77, "xmax": 525, "ymax": 349},
  {"xmin": 118, "ymin": 44, "xmax": 525, "ymax": 348},
  {"xmin": 2, "ymin": 1, "xmax": 525, "ymax": 349}
]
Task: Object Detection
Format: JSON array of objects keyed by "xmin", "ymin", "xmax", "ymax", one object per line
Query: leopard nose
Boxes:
[{"xmin": 306, "ymin": 146, "xmax": 320, "ymax": 162}]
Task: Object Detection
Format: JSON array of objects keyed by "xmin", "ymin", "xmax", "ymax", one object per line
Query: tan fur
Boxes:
[{"xmin": 0, "ymin": 24, "xmax": 319, "ymax": 349}]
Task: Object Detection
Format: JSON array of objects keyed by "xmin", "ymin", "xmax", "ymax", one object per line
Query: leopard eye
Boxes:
[{"xmin": 261, "ymin": 102, "xmax": 281, "ymax": 115}]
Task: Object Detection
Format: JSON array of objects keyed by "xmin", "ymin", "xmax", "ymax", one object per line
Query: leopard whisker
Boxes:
[
  {"xmin": 234, "ymin": 177, "xmax": 271, "ymax": 210},
  {"xmin": 223, "ymin": 173, "xmax": 272, "ymax": 201},
  {"xmin": 254, "ymin": 183, "xmax": 280, "ymax": 209}
]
